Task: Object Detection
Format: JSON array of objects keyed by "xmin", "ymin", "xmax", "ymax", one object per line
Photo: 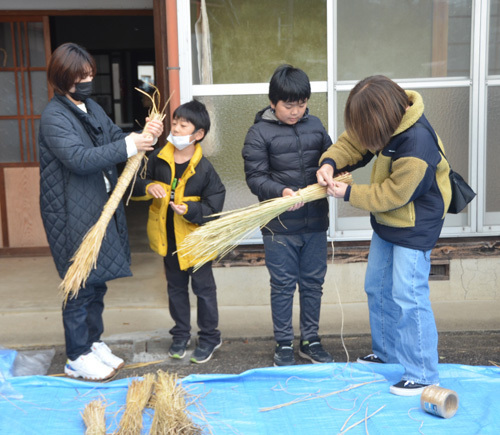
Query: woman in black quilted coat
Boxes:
[{"xmin": 38, "ymin": 43, "xmax": 163, "ymax": 381}]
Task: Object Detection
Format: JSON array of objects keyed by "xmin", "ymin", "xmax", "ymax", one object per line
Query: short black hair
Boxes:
[
  {"xmin": 47, "ymin": 42, "xmax": 97, "ymax": 95},
  {"xmin": 268, "ymin": 64, "xmax": 311, "ymax": 105},
  {"xmin": 172, "ymin": 100, "xmax": 210, "ymax": 141}
]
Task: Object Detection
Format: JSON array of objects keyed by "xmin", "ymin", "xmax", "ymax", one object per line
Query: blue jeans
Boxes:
[
  {"xmin": 365, "ymin": 232, "xmax": 439, "ymax": 384},
  {"xmin": 263, "ymin": 232, "xmax": 327, "ymax": 343},
  {"xmin": 62, "ymin": 283, "xmax": 107, "ymax": 360}
]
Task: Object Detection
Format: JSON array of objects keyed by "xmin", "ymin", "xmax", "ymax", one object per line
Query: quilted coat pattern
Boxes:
[{"xmin": 39, "ymin": 95, "xmax": 132, "ymax": 285}]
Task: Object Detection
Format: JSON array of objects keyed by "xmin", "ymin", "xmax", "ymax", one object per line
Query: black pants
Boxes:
[
  {"xmin": 163, "ymin": 251, "xmax": 220, "ymax": 347},
  {"xmin": 62, "ymin": 283, "xmax": 107, "ymax": 360}
]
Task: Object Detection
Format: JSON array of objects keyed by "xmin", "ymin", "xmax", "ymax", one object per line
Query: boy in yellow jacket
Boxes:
[{"xmin": 133, "ymin": 100, "xmax": 226, "ymax": 363}]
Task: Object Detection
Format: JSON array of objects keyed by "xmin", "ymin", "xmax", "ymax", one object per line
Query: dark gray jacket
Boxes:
[
  {"xmin": 242, "ymin": 107, "xmax": 332, "ymax": 235},
  {"xmin": 39, "ymin": 95, "xmax": 132, "ymax": 284}
]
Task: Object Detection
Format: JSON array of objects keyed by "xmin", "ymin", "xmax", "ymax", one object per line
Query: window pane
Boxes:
[
  {"xmin": 191, "ymin": 0, "xmax": 327, "ymax": 84},
  {"xmin": 27, "ymin": 22, "xmax": 45, "ymax": 67},
  {"xmin": 0, "ymin": 72, "xmax": 18, "ymax": 116},
  {"xmin": 195, "ymin": 93, "xmax": 328, "ymax": 213},
  {"xmin": 489, "ymin": 0, "xmax": 500, "ymax": 75},
  {"xmin": 30, "ymin": 71, "xmax": 48, "ymax": 114},
  {"xmin": 0, "ymin": 23, "xmax": 14, "ymax": 68},
  {"xmin": 337, "ymin": 0, "xmax": 472, "ymax": 80},
  {"xmin": 334, "ymin": 86, "xmax": 469, "ymax": 225},
  {"xmin": 0, "ymin": 120, "xmax": 21, "ymax": 162},
  {"xmin": 486, "ymin": 86, "xmax": 500, "ymax": 222}
]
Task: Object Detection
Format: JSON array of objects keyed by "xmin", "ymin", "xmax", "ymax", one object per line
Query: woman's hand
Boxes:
[
  {"xmin": 144, "ymin": 118, "xmax": 164, "ymax": 138},
  {"xmin": 170, "ymin": 201, "xmax": 187, "ymax": 215},
  {"xmin": 316, "ymin": 163, "xmax": 335, "ymax": 189},
  {"xmin": 330, "ymin": 181, "xmax": 348, "ymax": 199},
  {"xmin": 147, "ymin": 183, "xmax": 166, "ymax": 198},
  {"xmin": 128, "ymin": 132, "xmax": 155, "ymax": 152},
  {"xmin": 283, "ymin": 188, "xmax": 304, "ymax": 211}
]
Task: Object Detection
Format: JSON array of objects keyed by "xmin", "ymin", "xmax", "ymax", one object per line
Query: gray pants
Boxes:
[{"xmin": 263, "ymin": 232, "xmax": 327, "ymax": 343}]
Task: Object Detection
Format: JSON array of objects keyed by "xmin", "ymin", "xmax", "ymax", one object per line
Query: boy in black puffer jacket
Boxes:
[{"xmin": 242, "ymin": 65, "xmax": 333, "ymax": 366}]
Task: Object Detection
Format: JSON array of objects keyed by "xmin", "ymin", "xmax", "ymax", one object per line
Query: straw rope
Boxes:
[
  {"xmin": 59, "ymin": 87, "xmax": 169, "ymax": 303},
  {"xmin": 177, "ymin": 174, "xmax": 352, "ymax": 271}
]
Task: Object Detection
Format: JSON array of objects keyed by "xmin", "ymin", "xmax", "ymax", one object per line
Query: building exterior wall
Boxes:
[{"xmin": 0, "ymin": 1, "xmax": 498, "ymax": 338}]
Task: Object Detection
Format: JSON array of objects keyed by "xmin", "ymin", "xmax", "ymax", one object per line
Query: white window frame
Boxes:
[{"xmin": 176, "ymin": 0, "xmax": 499, "ymax": 244}]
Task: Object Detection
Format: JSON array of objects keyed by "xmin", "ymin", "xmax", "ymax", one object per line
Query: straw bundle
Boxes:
[
  {"xmin": 59, "ymin": 87, "xmax": 169, "ymax": 303},
  {"xmin": 115, "ymin": 374, "xmax": 155, "ymax": 435},
  {"xmin": 150, "ymin": 370, "xmax": 201, "ymax": 435},
  {"xmin": 82, "ymin": 399, "xmax": 107, "ymax": 435},
  {"xmin": 177, "ymin": 175, "xmax": 352, "ymax": 271}
]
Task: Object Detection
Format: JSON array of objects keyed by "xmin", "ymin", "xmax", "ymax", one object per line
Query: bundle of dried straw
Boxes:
[
  {"xmin": 116, "ymin": 374, "xmax": 155, "ymax": 435},
  {"xmin": 59, "ymin": 86, "xmax": 169, "ymax": 304},
  {"xmin": 177, "ymin": 174, "xmax": 352, "ymax": 271},
  {"xmin": 150, "ymin": 370, "xmax": 201, "ymax": 435},
  {"xmin": 82, "ymin": 399, "xmax": 107, "ymax": 435}
]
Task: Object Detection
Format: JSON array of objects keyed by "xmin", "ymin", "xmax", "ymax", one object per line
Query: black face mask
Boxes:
[{"xmin": 69, "ymin": 81, "xmax": 93, "ymax": 102}]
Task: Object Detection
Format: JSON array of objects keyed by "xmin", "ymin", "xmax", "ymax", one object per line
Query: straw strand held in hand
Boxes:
[
  {"xmin": 177, "ymin": 174, "xmax": 352, "ymax": 271},
  {"xmin": 59, "ymin": 86, "xmax": 170, "ymax": 304}
]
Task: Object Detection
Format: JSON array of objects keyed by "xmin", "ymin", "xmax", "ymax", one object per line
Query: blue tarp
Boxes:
[{"xmin": 0, "ymin": 358, "xmax": 499, "ymax": 434}]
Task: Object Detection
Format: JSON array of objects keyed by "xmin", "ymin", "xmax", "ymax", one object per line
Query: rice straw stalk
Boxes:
[
  {"xmin": 115, "ymin": 373, "xmax": 155, "ymax": 435},
  {"xmin": 177, "ymin": 174, "xmax": 353, "ymax": 272},
  {"xmin": 59, "ymin": 86, "xmax": 170, "ymax": 304},
  {"xmin": 150, "ymin": 370, "xmax": 202, "ymax": 435},
  {"xmin": 82, "ymin": 399, "xmax": 107, "ymax": 435}
]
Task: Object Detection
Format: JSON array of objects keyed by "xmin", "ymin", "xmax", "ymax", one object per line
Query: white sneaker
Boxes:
[
  {"xmin": 91, "ymin": 341, "xmax": 125, "ymax": 370},
  {"xmin": 65, "ymin": 352, "xmax": 115, "ymax": 381}
]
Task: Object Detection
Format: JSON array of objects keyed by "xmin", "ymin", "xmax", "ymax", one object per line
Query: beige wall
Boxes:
[{"xmin": 3, "ymin": 167, "xmax": 47, "ymax": 248}]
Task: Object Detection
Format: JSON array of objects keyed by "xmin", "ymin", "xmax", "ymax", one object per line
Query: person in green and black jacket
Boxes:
[{"xmin": 317, "ymin": 75, "xmax": 452, "ymax": 397}]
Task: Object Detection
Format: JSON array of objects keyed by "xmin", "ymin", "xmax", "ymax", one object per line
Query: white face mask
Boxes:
[{"xmin": 167, "ymin": 132, "xmax": 195, "ymax": 150}]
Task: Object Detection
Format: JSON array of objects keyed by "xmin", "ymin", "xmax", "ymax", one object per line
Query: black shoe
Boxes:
[
  {"xmin": 356, "ymin": 354, "xmax": 385, "ymax": 364},
  {"xmin": 190, "ymin": 340, "xmax": 222, "ymax": 364},
  {"xmin": 274, "ymin": 342, "xmax": 295, "ymax": 367},
  {"xmin": 390, "ymin": 380, "xmax": 437, "ymax": 396},
  {"xmin": 299, "ymin": 340, "xmax": 333, "ymax": 363},
  {"xmin": 168, "ymin": 338, "xmax": 191, "ymax": 359}
]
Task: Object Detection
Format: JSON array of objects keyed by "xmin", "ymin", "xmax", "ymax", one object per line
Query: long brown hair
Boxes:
[
  {"xmin": 345, "ymin": 75, "xmax": 408, "ymax": 152},
  {"xmin": 47, "ymin": 42, "xmax": 96, "ymax": 95}
]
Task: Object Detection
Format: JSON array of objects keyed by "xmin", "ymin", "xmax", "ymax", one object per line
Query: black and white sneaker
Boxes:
[
  {"xmin": 190, "ymin": 340, "xmax": 222, "ymax": 364},
  {"xmin": 168, "ymin": 338, "xmax": 191, "ymax": 359},
  {"xmin": 356, "ymin": 354, "xmax": 385, "ymax": 364},
  {"xmin": 274, "ymin": 342, "xmax": 295, "ymax": 367},
  {"xmin": 390, "ymin": 380, "xmax": 437, "ymax": 396},
  {"xmin": 299, "ymin": 340, "xmax": 333, "ymax": 363}
]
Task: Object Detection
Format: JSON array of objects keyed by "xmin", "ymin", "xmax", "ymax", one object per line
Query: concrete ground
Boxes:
[{"xmin": 38, "ymin": 330, "xmax": 500, "ymax": 380}]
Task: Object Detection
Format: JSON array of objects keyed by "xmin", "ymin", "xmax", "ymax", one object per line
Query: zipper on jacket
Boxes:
[{"xmin": 293, "ymin": 124, "xmax": 309, "ymax": 227}]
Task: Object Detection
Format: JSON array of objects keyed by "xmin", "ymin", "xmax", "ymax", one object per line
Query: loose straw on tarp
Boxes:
[
  {"xmin": 149, "ymin": 370, "xmax": 202, "ymax": 435},
  {"xmin": 177, "ymin": 174, "xmax": 353, "ymax": 272},
  {"xmin": 82, "ymin": 399, "xmax": 107, "ymax": 435},
  {"xmin": 116, "ymin": 374, "xmax": 155, "ymax": 435},
  {"xmin": 59, "ymin": 87, "xmax": 170, "ymax": 304}
]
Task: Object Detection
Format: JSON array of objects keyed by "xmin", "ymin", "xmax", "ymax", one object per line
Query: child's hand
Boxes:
[
  {"xmin": 283, "ymin": 188, "xmax": 304, "ymax": 211},
  {"xmin": 147, "ymin": 184, "xmax": 167, "ymax": 198},
  {"xmin": 170, "ymin": 201, "xmax": 187, "ymax": 215}
]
